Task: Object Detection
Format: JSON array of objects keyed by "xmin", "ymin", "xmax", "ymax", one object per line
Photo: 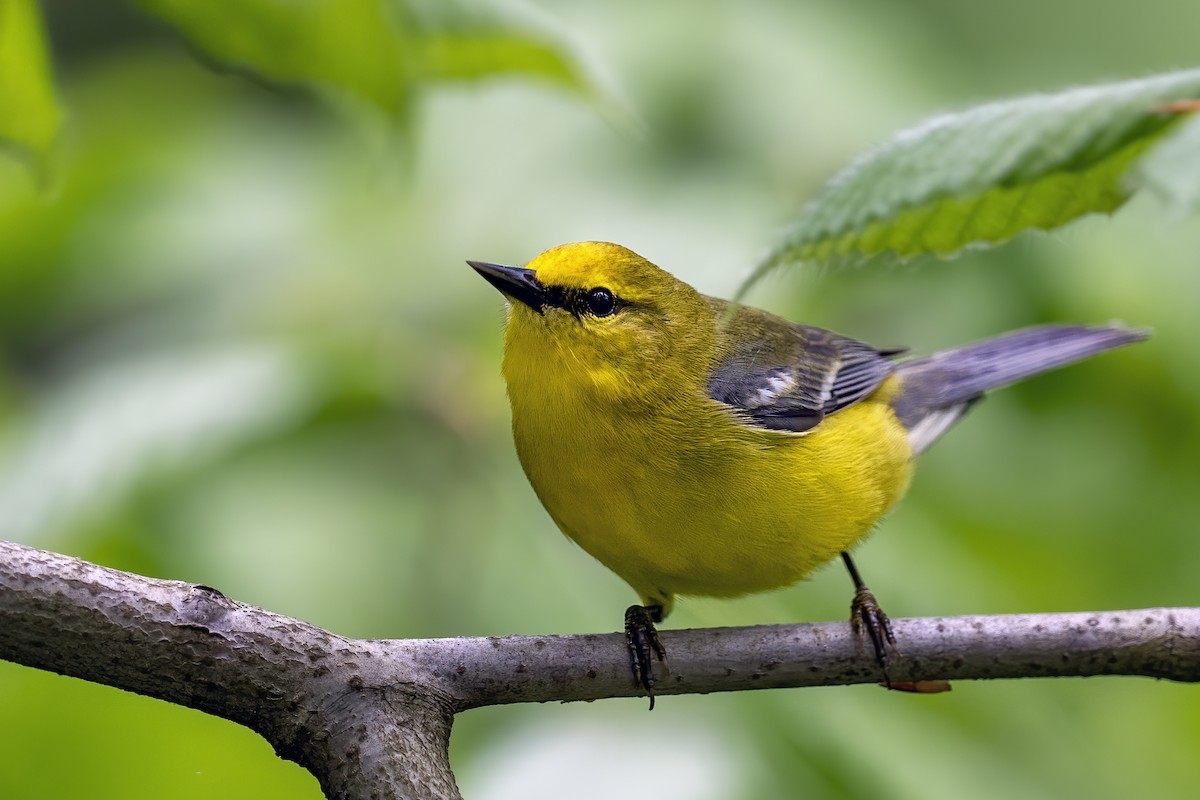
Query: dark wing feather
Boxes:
[{"xmin": 707, "ymin": 318, "xmax": 897, "ymax": 434}]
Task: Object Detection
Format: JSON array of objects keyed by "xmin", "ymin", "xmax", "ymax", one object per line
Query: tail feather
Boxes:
[{"xmin": 892, "ymin": 324, "xmax": 1147, "ymax": 455}]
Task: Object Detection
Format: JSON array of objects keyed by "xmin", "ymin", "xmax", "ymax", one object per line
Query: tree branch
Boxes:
[{"xmin": 2, "ymin": 539, "xmax": 1198, "ymax": 798}]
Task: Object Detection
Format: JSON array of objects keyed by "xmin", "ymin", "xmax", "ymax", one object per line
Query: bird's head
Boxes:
[{"xmin": 469, "ymin": 242, "xmax": 713, "ymax": 401}]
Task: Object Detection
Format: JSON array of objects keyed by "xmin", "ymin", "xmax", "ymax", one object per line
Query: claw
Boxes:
[
  {"xmin": 841, "ymin": 551, "xmax": 901, "ymax": 683},
  {"xmin": 841, "ymin": 552, "xmax": 951, "ymax": 692},
  {"xmin": 624, "ymin": 604, "xmax": 667, "ymax": 710},
  {"xmin": 850, "ymin": 585, "xmax": 897, "ymax": 680}
]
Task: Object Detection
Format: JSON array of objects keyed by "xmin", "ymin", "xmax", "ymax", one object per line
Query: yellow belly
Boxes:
[{"xmin": 511, "ymin": 384, "xmax": 914, "ymax": 610}]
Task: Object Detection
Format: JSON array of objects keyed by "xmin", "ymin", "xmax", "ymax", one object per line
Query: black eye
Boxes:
[{"xmin": 585, "ymin": 287, "xmax": 616, "ymax": 317}]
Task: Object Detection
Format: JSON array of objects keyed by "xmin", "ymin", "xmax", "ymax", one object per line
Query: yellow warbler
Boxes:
[{"xmin": 470, "ymin": 241, "xmax": 1145, "ymax": 704}]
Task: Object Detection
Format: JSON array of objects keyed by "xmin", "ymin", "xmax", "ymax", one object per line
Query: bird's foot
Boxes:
[
  {"xmin": 849, "ymin": 584, "xmax": 897, "ymax": 681},
  {"xmin": 624, "ymin": 604, "xmax": 667, "ymax": 710},
  {"xmin": 848, "ymin": 586, "xmax": 950, "ymax": 693}
]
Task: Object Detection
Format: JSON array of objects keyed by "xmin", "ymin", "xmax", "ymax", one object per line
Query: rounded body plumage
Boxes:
[{"xmin": 471, "ymin": 241, "xmax": 1144, "ymax": 619}]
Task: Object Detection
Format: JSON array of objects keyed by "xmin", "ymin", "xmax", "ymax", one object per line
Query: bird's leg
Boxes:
[
  {"xmin": 624, "ymin": 604, "xmax": 667, "ymax": 710},
  {"xmin": 841, "ymin": 551, "xmax": 897, "ymax": 681},
  {"xmin": 841, "ymin": 553, "xmax": 953, "ymax": 694}
]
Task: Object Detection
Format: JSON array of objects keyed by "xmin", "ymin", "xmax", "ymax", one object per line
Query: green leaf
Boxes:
[
  {"xmin": 135, "ymin": 0, "xmax": 416, "ymax": 117},
  {"xmin": 1133, "ymin": 111, "xmax": 1200, "ymax": 212},
  {"xmin": 743, "ymin": 69, "xmax": 1200, "ymax": 293},
  {"xmin": 418, "ymin": 32, "xmax": 589, "ymax": 92},
  {"xmin": 135, "ymin": 0, "xmax": 596, "ymax": 126},
  {"xmin": 0, "ymin": 0, "xmax": 63, "ymax": 175}
]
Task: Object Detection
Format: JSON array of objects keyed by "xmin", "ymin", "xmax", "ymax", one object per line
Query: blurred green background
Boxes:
[{"xmin": 2, "ymin": 1, "xmax": 1198, "ymax": 798}]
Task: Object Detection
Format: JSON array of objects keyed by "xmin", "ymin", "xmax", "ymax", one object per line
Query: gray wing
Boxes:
[{"xmin": 707, "ymin": 325, "xmax": 899, "ymax": 433}]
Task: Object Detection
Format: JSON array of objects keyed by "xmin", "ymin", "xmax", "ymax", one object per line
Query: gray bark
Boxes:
[{"xmin": 2, "ymin": 539, "xmax": 1198, "ymax": 798}]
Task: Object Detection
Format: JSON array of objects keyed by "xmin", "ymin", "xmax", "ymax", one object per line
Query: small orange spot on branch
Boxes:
[{"xmin": 884, "ymin": 680, "xmax": 953, "ymax": 694}]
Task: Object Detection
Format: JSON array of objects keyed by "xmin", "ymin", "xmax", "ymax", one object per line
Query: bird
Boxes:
[{"xmin": 468, "ymin": 241, "xmax": 1146, "ymax": 707}]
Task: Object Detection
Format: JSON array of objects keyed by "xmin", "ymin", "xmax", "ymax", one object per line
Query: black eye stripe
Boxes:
[{"xmin": 542, "ymin": 285, "xmax": 569, "ymax": 310}]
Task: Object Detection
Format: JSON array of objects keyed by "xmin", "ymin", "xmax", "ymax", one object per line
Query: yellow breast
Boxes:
[{"xmin": 504, "ymin": 316, "xmax": 914, "ymax": 609}]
